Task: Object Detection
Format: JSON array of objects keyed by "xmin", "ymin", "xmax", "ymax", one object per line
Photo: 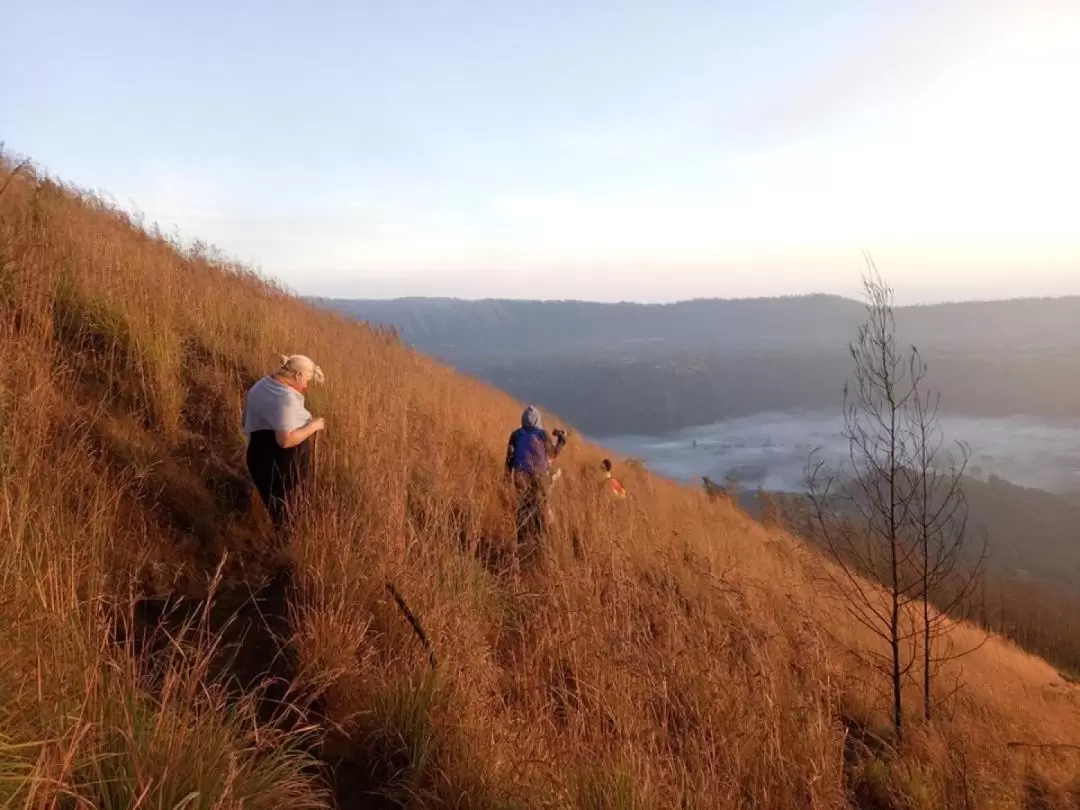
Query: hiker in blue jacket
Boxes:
[{"xmin": 505, "ymin": 405, "xmax": 567, "ymax": 544}]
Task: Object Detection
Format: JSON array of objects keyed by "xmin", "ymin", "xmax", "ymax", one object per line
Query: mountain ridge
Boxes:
[
  {"xmin": 318, "ymin": 291, "xmax": 1080, "ymax": 357},
  {"xmin": 317, "ymin": 291, "xmax": 1080, "ymax": 307},
  {"xmin": 318, "ymin": 293, "xmax": 1080, "ymax": 436}
]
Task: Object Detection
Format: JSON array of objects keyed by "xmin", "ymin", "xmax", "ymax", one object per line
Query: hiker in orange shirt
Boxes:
[{"xmin": 601, "ymin": 458, "xmax": 627, "ymax": 499}]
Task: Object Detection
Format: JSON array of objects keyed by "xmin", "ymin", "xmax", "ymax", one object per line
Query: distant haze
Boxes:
[{"xmin": 601, "ymin": 411, "xmax": 1080, "ymax": 496}]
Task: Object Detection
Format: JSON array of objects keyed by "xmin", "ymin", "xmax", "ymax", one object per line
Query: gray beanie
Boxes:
[{"xmin": 522, "ymin": 405, "xmax": 541, "ymax": 428}]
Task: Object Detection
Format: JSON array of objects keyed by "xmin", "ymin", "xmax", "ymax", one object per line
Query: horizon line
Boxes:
[{"xmin": 308, "ymin": 291, "xmax": 1080, "ymax": 308}]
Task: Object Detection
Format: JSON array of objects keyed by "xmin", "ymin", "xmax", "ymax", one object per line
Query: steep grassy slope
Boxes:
[{"xmin": 2, "ymin": 155, "xmax": 1080, "ymax": 809}]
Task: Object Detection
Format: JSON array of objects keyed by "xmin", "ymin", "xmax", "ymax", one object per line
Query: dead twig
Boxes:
[{"xmin": 386, "ymin": 580, "xmax": 437, "ymax": 671}]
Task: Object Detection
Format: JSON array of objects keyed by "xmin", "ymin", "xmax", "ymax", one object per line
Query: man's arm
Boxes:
[
  {"xmin": 271, "ymin": 395, "xmax": 324, "ymax": 448},
  {"xmin": 275, "ymin": 419, "xmax": 324, "ymax": 449},
  {"xmin": 549, "ymin": 428, "xmax": 567, "ymax": 459}
]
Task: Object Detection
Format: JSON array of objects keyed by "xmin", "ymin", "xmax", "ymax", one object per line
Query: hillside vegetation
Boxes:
[{"xmin": 2, "ymin": 155, "xmax": 1080, "ymax": 809}]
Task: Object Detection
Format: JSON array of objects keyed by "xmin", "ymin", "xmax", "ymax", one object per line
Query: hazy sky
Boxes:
[{"xmin": 5, "ymin": 1, "xmax": 1079, "ymax": 303}]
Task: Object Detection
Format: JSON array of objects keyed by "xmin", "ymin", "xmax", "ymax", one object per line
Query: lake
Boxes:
[{"xmin": 600, "ymin": 411, "xmax": 1080, "ymax": 495}]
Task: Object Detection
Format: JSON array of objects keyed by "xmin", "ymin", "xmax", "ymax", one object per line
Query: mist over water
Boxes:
[{"xmin": 601, "ymin": 412, "xmax": 1080, "ymax": 495}]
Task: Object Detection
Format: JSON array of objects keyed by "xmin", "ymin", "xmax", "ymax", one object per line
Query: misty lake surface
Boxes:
[{"xmin": 600, "ymin": 411, "xmax": 1080, "ymax": 495}]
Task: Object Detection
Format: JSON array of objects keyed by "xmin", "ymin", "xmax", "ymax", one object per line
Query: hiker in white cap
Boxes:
[{"xmin": 241, "ymin": 354, "xmax": 326, "ymax": 528}]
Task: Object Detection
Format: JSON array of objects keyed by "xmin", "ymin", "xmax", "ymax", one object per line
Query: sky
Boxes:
[{"xmin": 4, "ymin": 0, "xmax": 1080, "ymax": 304}]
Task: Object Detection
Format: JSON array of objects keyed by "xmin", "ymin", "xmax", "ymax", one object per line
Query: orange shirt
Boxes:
[{"xmin": 606, "ymin": 474, "xmax": 627, "ymax": 498}]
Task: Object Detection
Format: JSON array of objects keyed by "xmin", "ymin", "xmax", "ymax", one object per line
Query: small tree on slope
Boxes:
[
  {"xmin": 805, "ymin": 263, "xmax": 984, "ymax": 740},
  {"xmin": 906, "ymin": 351, "xmax": 988, "ymax": 721}
]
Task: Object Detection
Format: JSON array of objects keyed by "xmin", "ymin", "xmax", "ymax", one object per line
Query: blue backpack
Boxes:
[{"xmin": 510, "ymin": 426, "xmax": 549, "ymax": 476}]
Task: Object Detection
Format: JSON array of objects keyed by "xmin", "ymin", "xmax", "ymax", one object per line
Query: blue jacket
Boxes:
[{"xmin": 506, "ymin": 425, "xmax": 566, "ymax": 476}]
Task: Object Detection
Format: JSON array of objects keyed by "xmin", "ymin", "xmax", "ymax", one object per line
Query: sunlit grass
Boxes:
[{"xmin": 1, "ymin": 151, "xmax": 1080, "ymax": 808}]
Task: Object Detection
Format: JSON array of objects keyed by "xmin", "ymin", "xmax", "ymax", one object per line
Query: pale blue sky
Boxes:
[{"xmin": 4, "ymin": 1, "xmax": 1079, "ymax": 303}]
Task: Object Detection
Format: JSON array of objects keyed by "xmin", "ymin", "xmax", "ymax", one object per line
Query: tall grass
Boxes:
[{"xmin": 2, "ymin": 152, "xmax": 1080, "ymax": 808}]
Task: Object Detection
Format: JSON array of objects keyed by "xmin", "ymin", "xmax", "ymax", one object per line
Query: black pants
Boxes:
[{"xmin": 246, "ymin": 430, "xmax": 311, "ymax": 529}]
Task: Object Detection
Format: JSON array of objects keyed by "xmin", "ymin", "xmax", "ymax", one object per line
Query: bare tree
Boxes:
[
  {"xmin": 806, "ymin": 264, "xmax": 922, "ymax": 741},
  {"xmin": 806, "ymin": 261, "xmax": 987, "ymax": 739},
  {"xmin": 905, "ymin": 351, "xmax": 988, "ymax": 721}
]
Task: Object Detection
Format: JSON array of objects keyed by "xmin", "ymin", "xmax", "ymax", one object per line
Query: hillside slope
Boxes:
[{"xmin": 2, "ymin": 156, "xmax": 1080, "ymax": 809}]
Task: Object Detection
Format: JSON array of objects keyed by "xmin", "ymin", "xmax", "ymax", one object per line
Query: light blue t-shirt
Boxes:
[{"xmin": 242, "ymin": 376, "xmax": 312, "ymax": 437}]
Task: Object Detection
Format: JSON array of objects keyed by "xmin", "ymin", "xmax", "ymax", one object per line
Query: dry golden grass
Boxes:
[{"xmin": 2, "ymin": 152, "xmax": 1080, "ymax": 808}]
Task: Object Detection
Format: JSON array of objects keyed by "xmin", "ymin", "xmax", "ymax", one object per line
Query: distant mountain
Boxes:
[
  {"xmin": 316, "ymin": 294, "xmax": 1080, "ymax": 435},
  {"xmin": 314, "ymin": 294, "xmax": 866, "ymax": 363},
  {"xmin": 317, "ymin": 294, "xmax": 1080, "ymax": 361}
]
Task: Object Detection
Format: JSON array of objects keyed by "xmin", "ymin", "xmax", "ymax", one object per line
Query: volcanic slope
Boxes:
[{"xmin": 1, "ymin": 156, "xmax": 1079, "ymax": 809}]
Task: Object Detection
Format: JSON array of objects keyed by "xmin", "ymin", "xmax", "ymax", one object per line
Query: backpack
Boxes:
[{"xmin": 510, "ymin": 427, "xmax": 549, "ymax": 476}]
